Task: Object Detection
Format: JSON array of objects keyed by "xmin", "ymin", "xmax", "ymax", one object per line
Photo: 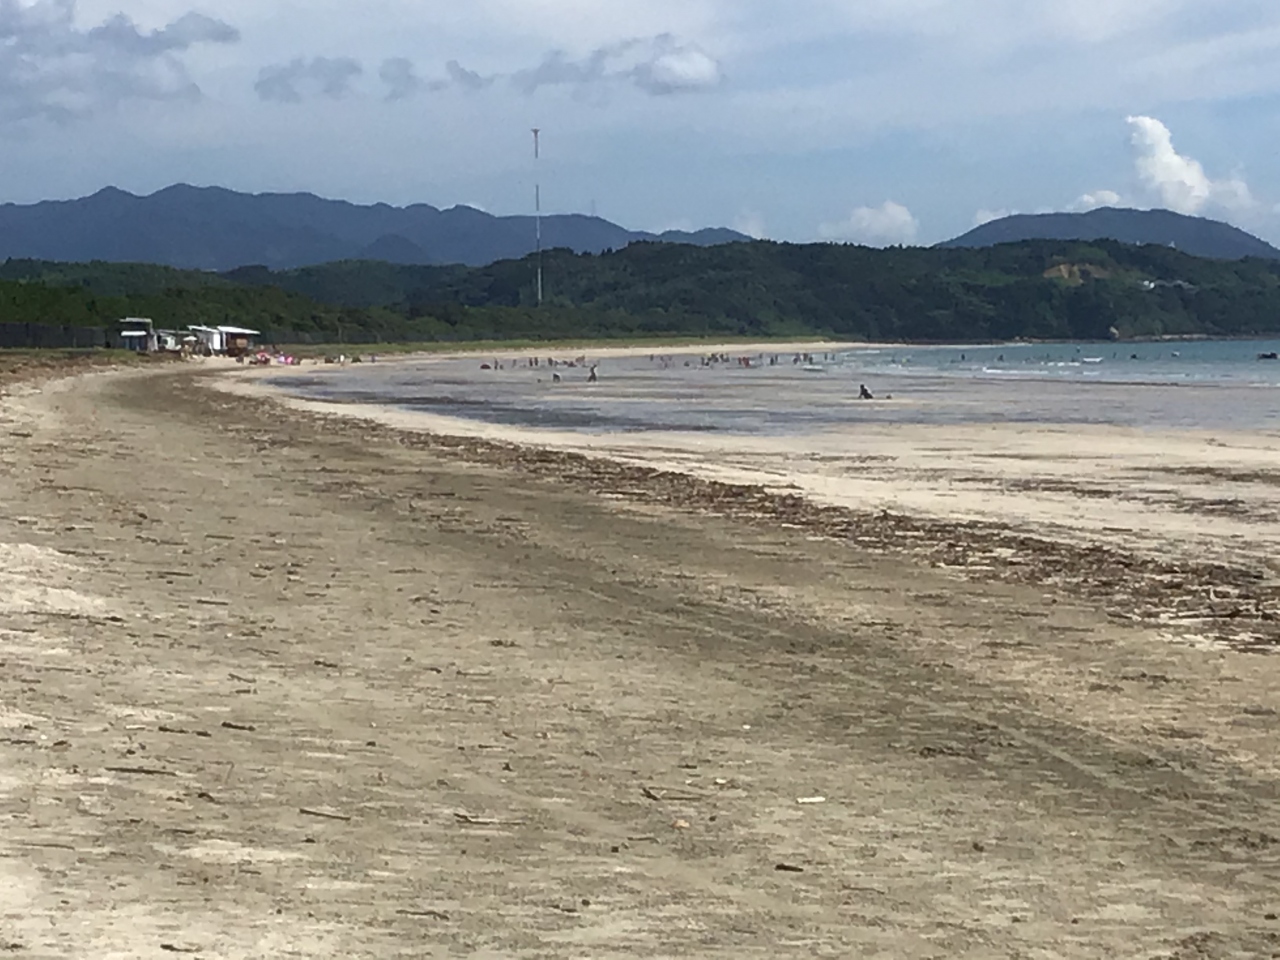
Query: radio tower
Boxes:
[{"xmin": 532, "ymin": 127, "xmax": 543, "ymax": 306}]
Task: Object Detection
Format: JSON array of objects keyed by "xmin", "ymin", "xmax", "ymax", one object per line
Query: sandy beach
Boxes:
[
  {"xmin": 241, "ymin": 347, "xmax": 1280, "ymax": 585},
  {"xmin": 2, "ymin": 356, "xmax": 1280, "ymax": 957}
]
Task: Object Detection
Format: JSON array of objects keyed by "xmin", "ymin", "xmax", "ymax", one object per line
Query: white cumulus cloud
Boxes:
[
  {"xmin": 512, "ymin": 34, "xmax": 723, "ymax": 96},
  {"xmin": 972, "ymin": 207, "xmax": 1013, "ymax": 227},
  {"xmin": 1126, "ymin": 115, "xmax": 1253, "ymax": 215},
  {"xmin": 634, "ymin": 42, "xmax": 723, "ymax": 94},
  {"xmin": 1072, "ymin": 189, "xmax": 1122, "ymax": 211},
  {"xmin": 0, "ymin": 0, "xmax": 239, "ymax": 121},
  {"xmin": 819, "ymin": 200, "xmax": 919, "ymax": 245}
]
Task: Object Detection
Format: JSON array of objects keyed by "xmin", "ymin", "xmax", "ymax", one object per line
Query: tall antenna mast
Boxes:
[{"xmin": 532, "ymin": 127, "xmax": 543, "ymax": 306}]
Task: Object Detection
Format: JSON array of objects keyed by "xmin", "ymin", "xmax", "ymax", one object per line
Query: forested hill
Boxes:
[
  {"xmin": 239, "ymin": 238, "xmax": 1280, "ymax": 341},
  {"xmin": 4, "ymin": 237, "xmax": 1280, "ymax": 343},
  {"xmin": 943, "ymin": 208, "xmax": 1280, "ymax": 262}
]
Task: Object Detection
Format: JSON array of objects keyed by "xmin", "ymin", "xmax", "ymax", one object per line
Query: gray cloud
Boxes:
[
  {"xmin": 255, "ymin": 57, "xmax": 363, "ymax": 103},
  {"xmin": 0, "ymin": 0, "xmax": 239, "ymax": 121},
  {"xmin": 377, "ymin": 58, "xmax": 490, "ymax": 101},
  {"xmin": 87, "ymin": 11, "xmax": 239, "ymax": 56},
  {"xmin": 445, "ymin": 59, "xmax": 492, "ymax": 92},
  {"xmin": 379, "ymin": 57, "xmax": 421, "ymax": 101},
  {"xmin": 378, "ymin": 33, "xmax": 722, "ymax": 101},
  {"xmin": 512, "ymin": 46, "xmax": 617, "ymax": 93},
  {"xmin": 513, "ymin": 34, "xmax": 723, "ymax": 96}
]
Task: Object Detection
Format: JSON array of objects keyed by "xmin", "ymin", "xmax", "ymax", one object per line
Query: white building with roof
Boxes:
[
  {"xmin": 188, "ymin": 325, "xmax": 262, "ymax": 355},
  {"xmin": 117, "ymin": 317, "xmax": 157, "ymax": 352}
]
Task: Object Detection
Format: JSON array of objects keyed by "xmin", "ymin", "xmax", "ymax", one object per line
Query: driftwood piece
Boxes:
[
  {"xmin": 641, "ymin": 785, "xmax": 706, "ymax": 803},
  {"xmin": 299, "ymin": 807, "xmax": 352, "ymax": 822},
  {"xmin": 453, "ymin": 812, "xmax": 526, "ymax": 827}
]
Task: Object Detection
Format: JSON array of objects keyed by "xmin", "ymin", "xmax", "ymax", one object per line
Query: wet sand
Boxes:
[
  {"xmin": 247, "ymin": 351, "xmax": 1280, "ymax": 592},
  {"xmin": 2, "ymin": 360, "xmax": 1280, "ymax": 958}
]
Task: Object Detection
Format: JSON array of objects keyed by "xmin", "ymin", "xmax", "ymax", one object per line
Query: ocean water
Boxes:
[
  {"xmin": 852, "ymin": 338, "xmax": 1280, "ymax": 386},
  {"xmin": 273, "ymin": 337, "xmax": 1280, "ymax": 435}
]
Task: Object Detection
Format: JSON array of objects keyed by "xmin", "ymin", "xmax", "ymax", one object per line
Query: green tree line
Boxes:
[{"xmin": 5, "ymin": 238, "xmax": 1280, "ymax": 344}]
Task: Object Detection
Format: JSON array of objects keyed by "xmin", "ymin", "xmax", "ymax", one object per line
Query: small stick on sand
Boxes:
[
  {"xmin": 300, "ymin": 807, "xmax": 352, "ymax": 822},
  {"xmin": 641, "ymin": 786, "xmax": 706, "ymax": 802},
  {"xmin": 396, "ymin": 909, "xmax": 450, "ymax": 920},
  {"xmin": 453, "ymin": 812, "xmax": 526, "ymax": 827}
]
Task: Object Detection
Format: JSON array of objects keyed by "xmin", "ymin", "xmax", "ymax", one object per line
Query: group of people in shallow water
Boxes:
[
  {"xmin": 477, "ymin": 350, "xmax": 884, "ymax": 399},
  {"xmin": 481, "ymin": 355, "xmax": 599, "ymax": 383},
  {"xmin": 688, "ymin": 351, "xmax": 837, "ymax": 369}
]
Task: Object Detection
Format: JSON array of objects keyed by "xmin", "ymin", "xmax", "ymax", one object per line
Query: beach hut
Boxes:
[
  {"xmin": 186, "ymin": 324, "xmax": 261, "ymax": 357},
  {"xmin": 155, "ymin": 329, "xmax": 185, "ymax": 352},
  {"xmin": 116, "ymin": 317, "xmax": 157, "ymax": 352},
  {"xmin": 218, "ymin": 325, "xmax": 261, "ymax": 358},
  {"xmin": 188, "ymin": 325, "xmax": 223, "ymax": 355}
]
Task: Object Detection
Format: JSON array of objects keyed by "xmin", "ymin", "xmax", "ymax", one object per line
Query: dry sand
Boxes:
[{"xmin": 1, "ymin": 359, "xmax": 1279, "ymax": 958}]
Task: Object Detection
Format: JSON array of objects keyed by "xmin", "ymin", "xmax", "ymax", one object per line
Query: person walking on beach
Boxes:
[{"xmin": 588, "ymin": 364, "xmax": 598, "ymax": 383}]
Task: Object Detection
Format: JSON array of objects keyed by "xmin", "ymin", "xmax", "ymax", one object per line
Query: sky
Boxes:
[{"xmin": 3, "ymin": 0, "xmax": 1280, "ymax": 245}]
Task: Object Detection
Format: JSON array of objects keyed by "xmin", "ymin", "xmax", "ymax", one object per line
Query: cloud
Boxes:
[
  {"xmin": 1072, "ymin": 189, "xmax": 1122, "ymax": 211},
  {"xmin": 1209, "ymin": 175, "xmax": 1254, "ymax": 213},
  {"xmin": 515, "ymin": 34, "xmax": 723, "ymax": 96},
  {"xmin": 973, "ymin": 207, "xmax": 1013, "ymax": 227},
  {"xmin": 377, "ymin": 33, "xmax": 723, "ymax": 101},
  {"xmin": 1126, "ymin": 115, "xmax": 1253, "ymax": 215},
  {"xmin": 512, "ymin": 48, "xmax": 607, "ymax": 93},
  {"xmin": 378, "ymin": 57, "xmax": 420, "ymax": 101},
  {"xmin": 632, "ymin": 41, "xmax": 723, "ymax": 94},
  {"xmin": 88, "ymin": 11, "xmax": 239, "ymax": 56},
  {"xmin": 256, "ymin": 57, "xmax": 363, "ymax": 103},
  {"xmin": 819, "ymin": 201, "xmax": 919, "ymax": 245},
  {"xmin": 0, "ymin": 0, "xmax": 239, "ymax": 121},
  {"xmin": 445, "ymin": 59, "xmax": 493, "ymax": 92}
]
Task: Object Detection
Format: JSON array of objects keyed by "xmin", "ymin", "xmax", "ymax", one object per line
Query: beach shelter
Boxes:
[{"xmin": 116, "ymin": 317, "xmax": 157, "ymax": 352}]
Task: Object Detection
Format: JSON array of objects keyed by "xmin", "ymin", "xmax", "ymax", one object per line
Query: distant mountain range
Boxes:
[
  {"xmin": 941, "ymin": 207, "xmax": 1280, "ymax": 261},
  {"xmin": 5, "ymin": 188, "xmax": 1277, "ymax": 274},
  {"xmin": 0, "ymin": 184, "xmax": 748, "ymax": 271}
]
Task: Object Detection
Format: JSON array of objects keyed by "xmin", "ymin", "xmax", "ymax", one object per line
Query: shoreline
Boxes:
[
  {"xmin": 217, "ymin": 366, "xmax": 1280, "ymax": 652},
  {"xmin": 277, "ymin": 337, "xmax": 869, "ymax": 362},
  {"xmin": 221, "ymin": 354, "xmax": 1280, "ymax": 579}
]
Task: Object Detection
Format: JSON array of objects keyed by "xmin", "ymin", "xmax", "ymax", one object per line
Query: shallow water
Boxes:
[
  {"xmin": 273, "ymin": 338, "xmax": 1280, "ymax": 436},
  {"xmin": 853, "ymin": 338, "xmax": 1280, "ymax": 386}
]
